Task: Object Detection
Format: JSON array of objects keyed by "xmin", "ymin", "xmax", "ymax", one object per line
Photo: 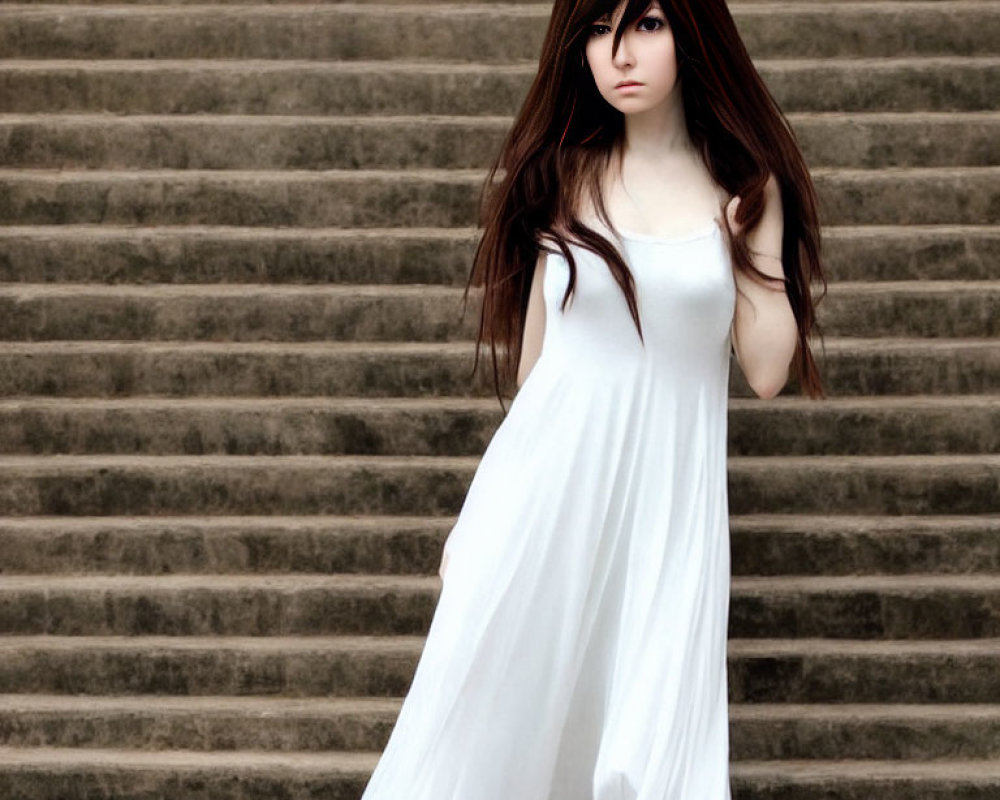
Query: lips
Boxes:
[{"xmin": 615, "ymin": 81, "xmax": 643, "ymax": 88}]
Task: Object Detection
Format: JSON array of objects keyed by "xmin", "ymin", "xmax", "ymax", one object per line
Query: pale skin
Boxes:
[
  {"xmin": 517, "ymin": 0, "xmax": 799, "ymax": 399},
  {"xmin": 443, "ymin": 0, "xmax": 798, "ymax": 580}
]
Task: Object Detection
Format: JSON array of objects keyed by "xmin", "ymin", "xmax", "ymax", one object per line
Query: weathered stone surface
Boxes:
[
  {"xmin": 2, "ymin": 111, "xmax": 997, "ymax": 170},
  {"xmin": 728, "ymin": 638, "xmax": 1000, "ymax": 703},
  {"xmin": 0, "ymin": 280, "xmax": 995, "ymax": 341},
  {"xmin": 0, "ymin": 748, "xmax": 996, "ymax": 800},
  {"xmin": 0, "ymin": 453, "xmax": 994, "ymax": 515},
  {"xmin": 0, "ymin": 396, "xmax": 995, "ymax": 456},
  {"xmin": 1, "ymin": 4, "xmax": 996, "ymax": 61},
  {"xmin": 1, "ymin": 0, "xmax": 997, "ymax": 789},
  {"xmin": 1, "ymin": 167, "xmax": 995, "ymax": 227},
  {"xmin": 1, "ymin": 225, "xmax": 997, "ymax": 285},
  {"xmin": 1, "ymin": 635, "xmax": 999, "ymax": 702},
  {"xmin": 1, "ymin": 58, "xmax": 997, "ymax": 115},
  {"xmin": 1, "ymin": 695, "xmax": 997, "ymax": 760},
  {"xmin": 0, "ymin": 338, "xmax": 994, "ymax": 397},
  {"xmin": 0, "ymin": 514, "xmax": 996, "ymax": 578},
  {"xmin": 0, "ymin": 572, "xmax": 996, "ymax": 638}
]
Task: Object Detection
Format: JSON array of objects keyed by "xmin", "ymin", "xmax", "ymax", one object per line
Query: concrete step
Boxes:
[
  {"xmin": 0, "ymin": 572, "xmax": 997, "ymax": 638},
  {"xmin": 4, "ymin": 111, "xmax": 998, "ymax": 170},
  {"xmin": 1, "ymin": 57, "xmax": 996, "ymax": 114},
  {"xmin": 0, "ymin": 280, "xmax": 995, "ymax": 340},
  {"xmin": 728, "ymin": 637, "xmax": 1000, "ymax": 702},
  {"xmin": 734, "ymin": 759, "xmax": 1000, "ymax": 799},
  {"xmin": 0, "ymin": 111, "xmax": 1000, "ymax": 170},
  {"xmin": 2, "ymin": 634, "xmax": 999, "ymax": 702},
  {"xmin": 1, "ymin": 225, "xmax": 996, "ymax": 284},
  {"xmin": 0, "ymin": 284, "xmax": 478, "ymax": 342},
  {"xmin": 817, "ymin": 280, "xmax": 1000, "ymax": 337},
  {"xmin": 0, "ymin": 396, "xmax": 995, "ymax": 456},
  {"xmin": 0, "ymin": 694, "xmax": 997, "ymax": 760},
  {"xmin": 731, "ymin": 703, "xmax": 1000, "ymax": 760},
  {"xmin": 0, "ymin": 694, "xmax": 406, "ymax": 752},
  {"xmin": 0, "ymin": 338, "xmax": 994, "ymax": 397},
  {"xmin": 731, "ymin": 515, "xmax": 1000, "ymax": 576},
  {"xmin": 0, "ymin": 515, "xmax": 456, "ymax": 577},
  {"xmin": 3, "ymin": 3, "xmax": 998, "ymax": 60},
  {"xmin": 0, "ymin": 745, "xmax": 374, "ymax": 800},
  {"xmin": 0, "ymin": 112, "xmax": 985, "ymax": 174},
  {"xmin": 0, "ymin": 453, "xmax": 995, "ymax": 515},
  {"xmin": 0, "ymin": 747, "xmax": 996, "ymax": 800},
  {"xmin": 728, "ymin": 396, "xmax": 1000, "ymax": 456},
  {"xmin": 729, "ymin": 573, "xmax": 1000, "ymax": 639},
  {"xmin": 0, "ymin": 514, "xmax": 995, "ymax": 577},
  {"xmin": 0, "ymin": 167, "xmax": 995, "ymax": 227},
  {"xmin": 7, "ymin": 0, "xmax": 978, "ymax": 5}
]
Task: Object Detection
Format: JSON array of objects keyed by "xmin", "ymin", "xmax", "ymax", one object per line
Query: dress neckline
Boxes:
[{"xmin": 616, "ymin": 217, "xmax": 722, "ymax": 245}]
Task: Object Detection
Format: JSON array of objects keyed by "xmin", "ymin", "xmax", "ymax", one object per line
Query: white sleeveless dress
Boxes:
[{"xmin": 360, "ymin": 216, "xmax": 736, "ymax": 800}]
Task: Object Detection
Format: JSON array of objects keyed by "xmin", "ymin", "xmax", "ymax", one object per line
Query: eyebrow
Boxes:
[{"xmin": 596, "ymin": 2, "xmax": 661, "ymax": 21}]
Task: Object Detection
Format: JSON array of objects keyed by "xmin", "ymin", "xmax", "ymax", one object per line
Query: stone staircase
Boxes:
[{"xmin": 0, "ymin": 0, "xmax": 998, "ymax": 796}]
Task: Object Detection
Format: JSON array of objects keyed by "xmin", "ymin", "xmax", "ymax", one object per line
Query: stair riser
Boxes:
[
  {"xmin": 1, "ymin": 229, "xmax": 997, "ymax": 285},
  {"xmin": 819, "ymin": 289, "xmax": 1000, "ymax": 337},
  {"xmin": 0, "ymin": 519, "xmax": 996, "ymax": 577},
  {"xmin": 3, "ymin": 116, "xmax": 1000, "ymax": 170},
  {"xmin": 729, "ymin": 402, "xmax": 1000, "ymax": 456},
  {"xmin": 3, "ymin": 6, "xmax": 998, "ymax": 60},
  {"xmin": 0, "ymin": 706, "xmax": 399, "ymax": 752},
  {"xmin": 730, "ymin": 589, "xmax": 1000, "ymax": 639},
  {"xmin": 731, "ymin": 521, "xmax": 1000, "ymax": 576},
  {"xmin": 0, "ymin": 229, "xmax": 477, "ymax": 285},
  {"xmin": 0, "ymin": 402, "xmax": 996, "ymax": 456},
  {"xmin": 0, "ymin": 583, "xmax": 996, "ymax": 638},
  {"xmin": 0, "ymin": 345, "xmax": 995, "ymax": 397},
  {"xmin": 0, "ymin": 645, "xmax": 418, "ymax": 697},
  {"xmin": 3, "ymin": 114, "xmax": 995, "ymax": 175},
  {"xmin": 0, "ymin": 765, "xmax": 367, "ymax": 800},
  {"xmin": 0, "ymin": 290, "xmax": 480, "ymax": 342},
  {"xmin": 730, "ymin": 459, "xmax": 999, "ymax": 515},
  {"xmin": 1, "ymin": 707, "xmax": 996, "ymax": 760},
  {"xmin": 0, "ymin": 767, "xmax": 996, "ymax": 800},
  {"xmin": 0, "ymin": 769, "xmax": 998, "ymax": 800},
  {"xmin": 0, "ymin": 586, "xmax": 440, "ymax": 637},
  {"xmin": 732, "ymin": 716, "xmax": 1000, "ymax": 760},
  {"xmin": 1, "ymin": 170, "xmax": 996, "ymax": 226},
  {"xmin": 730, "ymin": 652, "xmax": 1000, "ymax": 703},
  {"xmin": 729, "ymin": 775, "xmax": 1000, "ymax": 800},
  {"xmin": 1, "ymin": 645, "xmax": 997, "ymax": 703},
  {"xmin": 0, "ymin": 459, "xmax": 994, "ymax": 515},
  {"xmin": 0, "ymin": 0, "xmax": 935, "ymax": 5},
  {"xmin": 2, "ymin": 62, "xmax": 997, "ymax": 114},
  {"xmin": 0, "ymin": 286, "xmax": 995, "ymax": 340},
  {"xmin": 0, "ymin": 521, "xmax": 452, "ymax": 576}
]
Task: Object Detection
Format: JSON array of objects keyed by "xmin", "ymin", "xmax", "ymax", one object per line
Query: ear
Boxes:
[{"xmin": 725, "ymin": 194, "xmax": 743, "ymax": 236}]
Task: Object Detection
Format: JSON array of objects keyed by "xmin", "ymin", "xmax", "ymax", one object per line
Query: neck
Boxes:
[{"xmin": 621, "ymin": 90, "xmax": 693, "ymax": 161}]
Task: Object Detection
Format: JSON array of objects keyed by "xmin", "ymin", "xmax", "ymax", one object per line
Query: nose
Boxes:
[{"xmin": 611, "ymin": 31, "xmax": 635, "ymax": 69}]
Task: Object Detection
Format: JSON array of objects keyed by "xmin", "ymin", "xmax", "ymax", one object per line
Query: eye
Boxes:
[
  {"xmin": 589, "ymin": 12, "xmax": 664, "ymax": 38},
  {"xmin": 637, "ymin": 15, "xmax": 665, "ymax": 31}
]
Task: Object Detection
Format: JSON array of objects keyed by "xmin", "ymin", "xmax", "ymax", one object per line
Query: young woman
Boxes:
[{"xmin": 361, "ymin": 0, "xmax": 824, "ymax": 796}]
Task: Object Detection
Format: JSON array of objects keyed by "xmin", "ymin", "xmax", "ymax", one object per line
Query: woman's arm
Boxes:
[
  {"xmin": 516, "ymin": 249, "xmax": 548, "ymax": 388},
  {"xmin": 728, "ymin": 173, "xmax": 799, "ymax": 399}
]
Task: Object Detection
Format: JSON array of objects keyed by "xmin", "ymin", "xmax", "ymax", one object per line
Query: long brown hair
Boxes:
[{"xmin": 464, "ymin": 0, "xmax": 827, "ymax": 408}]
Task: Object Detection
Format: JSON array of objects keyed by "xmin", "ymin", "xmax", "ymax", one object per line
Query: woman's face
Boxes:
[{"xmin": 584, "ymin": 0, "xmax": 679, "ymax": 116}]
